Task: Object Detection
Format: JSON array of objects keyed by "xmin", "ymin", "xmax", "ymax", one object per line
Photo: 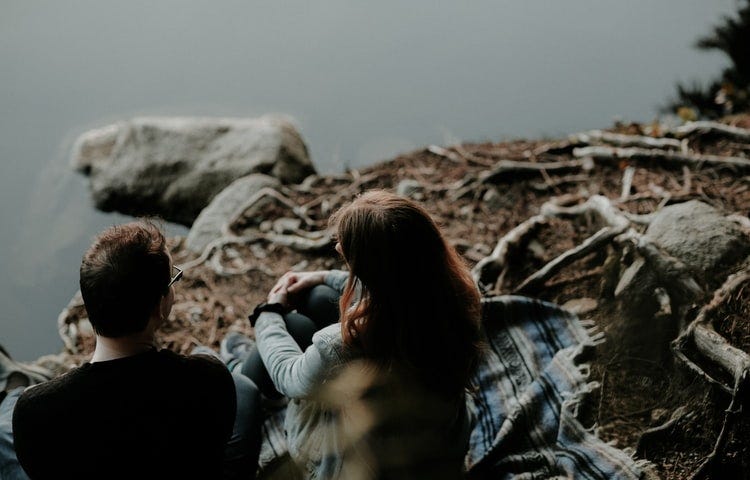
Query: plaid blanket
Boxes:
[{"xmin": 258, "ymin": 295, "xmax": 649, "ymax": 479}]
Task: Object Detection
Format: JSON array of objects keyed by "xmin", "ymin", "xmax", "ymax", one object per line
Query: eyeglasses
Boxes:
[{"xmin": 167, "ymin": 265, "xmax": 183, "ymax": 288}]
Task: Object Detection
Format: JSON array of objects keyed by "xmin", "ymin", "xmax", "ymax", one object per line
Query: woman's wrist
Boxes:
[{"xmin": 248, "ymin": 302, "xmax": 286, "ymax": 327}]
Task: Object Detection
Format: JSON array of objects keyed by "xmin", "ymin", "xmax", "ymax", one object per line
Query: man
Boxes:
[{"xmin": 11, "ymin": 220, "xmax": 261, "ymax": 479}]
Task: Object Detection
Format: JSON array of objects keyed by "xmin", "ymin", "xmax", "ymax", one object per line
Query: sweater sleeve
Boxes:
[
  {"xmin": 324, "ymin": 270, "xmax": 350, "ymax": 294},
  {"xmin": 254, "ymin": 312, "xmax": 341, "ymax": 399}
]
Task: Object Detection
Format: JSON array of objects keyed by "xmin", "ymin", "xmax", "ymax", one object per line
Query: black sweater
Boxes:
[{"xmin": 12, "ymin": 349, "xmax": 235, "ymax": 479}]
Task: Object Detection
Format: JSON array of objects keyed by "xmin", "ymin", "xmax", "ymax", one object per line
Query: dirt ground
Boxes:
[{"xmin": 56, "ymin": 114, "xmax": 750, "ymax": 479}]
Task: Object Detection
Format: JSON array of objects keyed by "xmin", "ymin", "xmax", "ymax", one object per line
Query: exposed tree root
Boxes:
[
  {"xmin": 299, "ymin": 171, "xmax": 383, "ymax": 216},
  {"xmin": 668, "ymin": 121, "xmax": 750, "ymax": 144},
  {"xmin": 471, "ymin": 214, "xmax": 547, "ymax": 292},
  {"xmin": 673, "ymin": 264, "xmax": 750, "ymax": 393},
  {"xmin": 480, "ymin": 193, "xmax": 689, "ymax": 300},
  {"xmin": 179, "ymin": 186, "xmax": 334, "ymax": 277},
  {"xmin": 514, "ymin": 225, "xmax": 624, "ymax": 294},
  {"xmin": 539, "ymin": 194, "xmax": 631, "ymax": 230},
  {"xmin": 615, "ymin": 230, "xmax": 704, "ymax": 301},
  {"xmin": 573, "ymin": 146, "xmax": 750, "ymax": 170},
  {"xmin": 620, "ymin": 166, "xmax": 636, "ymax": 201},
  {"xmin": 450, "ymin": 158, "xmax": 591, "ymax": 200},
  {"xmin": 226, "ymin": 186, "xmax": 318, "ymax": 233},
  {"xmin": 529, "ymin": 173, "xmax": 590, "ymax": 192},
  {"xmin": 426, "ymin": 145, "xmax": 495, "ymax": 167},
  {"xmin": 569, "ymin": 130, "xmax": 683, "ymax": 150}
]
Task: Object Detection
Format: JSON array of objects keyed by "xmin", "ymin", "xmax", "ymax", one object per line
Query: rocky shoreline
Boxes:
[{"xmin": 20, "ymin": 113, "xmax": 750, "ymax": 479}]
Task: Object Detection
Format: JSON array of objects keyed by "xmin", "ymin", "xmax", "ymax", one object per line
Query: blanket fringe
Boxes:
[
  {"xmin": 575, "ymin": 315, "xmax": 607, "ymax": 347},
  {"xmin": 582, "ymin": 321, "xmax": 606, "ymax": 345},
  {"xmin": 589, "ymin": 331, "xmax": 606, "ymax": 346}
]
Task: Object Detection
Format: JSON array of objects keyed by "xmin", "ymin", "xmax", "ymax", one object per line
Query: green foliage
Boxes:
[{"xmin": 666, "ymin": 0, "xmax": 750, "ymax": 118}]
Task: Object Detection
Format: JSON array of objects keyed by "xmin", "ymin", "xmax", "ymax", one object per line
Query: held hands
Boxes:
[{"xmin": 267, "ymin": 270, "xmax": 328, "ymax": 308}]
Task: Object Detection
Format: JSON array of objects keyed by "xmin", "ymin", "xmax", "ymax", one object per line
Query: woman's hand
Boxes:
[
  {"xmin": 272, "ymin": 271, "xmax": 328, "ymax": 295},
  {"xmin": 267, "ymin": 286, "xmax": 289, "ymax": 307},
  {"xmin": 267, "ymin": 271, "xmax": 327, "ymax": 308}
]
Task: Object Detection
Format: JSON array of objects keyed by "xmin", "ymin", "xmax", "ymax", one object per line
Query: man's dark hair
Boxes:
[{"xmin": 80, "ymin": 220, "xmax": 171, "ymax": 337}]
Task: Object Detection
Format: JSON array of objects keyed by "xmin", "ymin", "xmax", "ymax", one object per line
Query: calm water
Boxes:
[{"xmin": 0, "ymin": 0, "xmax": 738, "ymax": 361}]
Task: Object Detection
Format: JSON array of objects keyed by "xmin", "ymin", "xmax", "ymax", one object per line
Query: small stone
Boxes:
[
  {"xmin": 527, "ymin": 239, "xmax": 547, "ymax": 261},
  {"xmin": 483, "ymin": 188, "xmax": 504, "ymax": 212},
  {"xmin": 189, "ymin": 306, "xmax": 204, "ymax": 324}
]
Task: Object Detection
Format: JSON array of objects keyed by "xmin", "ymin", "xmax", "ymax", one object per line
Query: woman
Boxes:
[{"xmin": 241, "ymin": 190, "xmax": 482, "ymax": 479}]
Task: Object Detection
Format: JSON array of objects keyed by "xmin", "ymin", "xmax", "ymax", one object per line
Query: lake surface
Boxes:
[{"xmin": 0, "ymin": 0, "xmax": 738, "ymax": 360}]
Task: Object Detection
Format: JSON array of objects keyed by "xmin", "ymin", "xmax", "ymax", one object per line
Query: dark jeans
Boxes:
[
  {"xmin": 224, "ymin": 372, "xmax": 262, "ymax": 480},
  {"xmin": 0, "ymin": 388, "xmax": 29, "ymax": 480},
  {"xmin": 241, "ymin": 285, "xmax": 341, "ymax": 399}
]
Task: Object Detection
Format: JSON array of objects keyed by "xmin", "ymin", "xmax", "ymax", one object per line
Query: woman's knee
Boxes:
[{"xmin": 299, "ymin": 285, "xmax": 340, "ymax": 327}]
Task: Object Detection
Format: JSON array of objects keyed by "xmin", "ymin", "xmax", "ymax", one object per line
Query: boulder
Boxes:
[
  {"xmin": 616, "ymin": 200, "xmax": 750, "ymax": 304},
  {"xmin": 72, "ymin": 115, "xmax": 314, "ymax": 226},
  {"xmin": 645, "ymin": 200, "xmax": 750, "ymax": 276},
  {"xmin": 185, "ymin": 174, "xmax": 280, "ymax": 253}
]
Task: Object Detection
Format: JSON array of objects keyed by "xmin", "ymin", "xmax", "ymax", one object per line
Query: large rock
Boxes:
[
  {"xmin": 185, "ymin": 174, "xmax": 280, "ymax": 253},
  {"xmin": 72, "ymin": 115, "xmax": 314, "ymax": 226},
  {"xmin": 616, "ymin": 200, "xmax": 750, "ymax": 303},
  {"xmin": 645, "ymin": 200, "xmax": 750, "ymax": 276}
]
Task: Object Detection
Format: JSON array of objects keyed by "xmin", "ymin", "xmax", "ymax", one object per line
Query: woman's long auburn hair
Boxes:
[{"xmin": 330, "ymin": 190, "xmax": 482, "ymax": 397}]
